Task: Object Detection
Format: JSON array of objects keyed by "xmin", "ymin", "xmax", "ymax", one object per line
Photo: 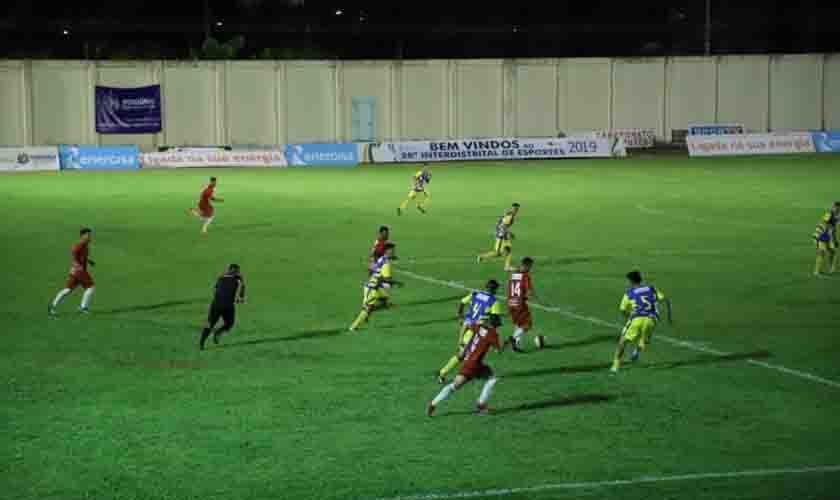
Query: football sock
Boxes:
[
  {"xmin": 504, "ymin": 254, "xmax": 513, "ymax": 270},
  {"xmin": 479, "ymin": 251, "xmax": 499, "ymax": 260},
  {"xmin": 432, "ymin": 383, "xmax": 457, "ymax": 405},
  {"xmin": 52, "ymin": 288, "xmax": 72, "ymax": 308},
  {"xmin": 611, "ymin": 358, "xmax": 621, "ymax": 371},
  {"xmin": 478, "ymin": 377, "xmax": 497, "ymax": 405},
  {"xmin": 80, "ymin": 287, "xmax": 95, "ymax": 309},
  {"xmin": 513, "ymin": 327, "xmax": 525, "ymax": 343},
  {"xmin": 399, "ymin": 199, "xmax": 410, "ymax": 211},
  {"xmin": 200, "ymin": 327, "xmax": 212, "ymax": 348},
  {"xmin": 350, "ymin": 310, "xmax": 369, "ymax": 330},
  {"xmin": 814, "ymin": 254, "xmax": 824, "ymax": 275},
  {"xmin": 831, "ymin": 252, "xmax": 838, "ymax": 273},
  {"xmin": 439, "ymin": 356, "xmax": 460, "ymax": 377}
]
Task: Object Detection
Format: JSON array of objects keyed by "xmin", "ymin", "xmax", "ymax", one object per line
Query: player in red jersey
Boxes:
[
  {"xmin": 427, "ymin": 314, "xmax": 503, "ymax": 416},
  {"xmin": 368, "ymin": 225, "xmax": 390, "ymax": 275},
  {"xmin": 48, "ymin": 228, "xmax": 96, "ymax": 317},
  {"xmin": 188, "ymin": 177, "xmax": 223, "ymax": 235},
  {"xmin": 505, "ymin": 256, "xmax": 541, "ymax": 352}
]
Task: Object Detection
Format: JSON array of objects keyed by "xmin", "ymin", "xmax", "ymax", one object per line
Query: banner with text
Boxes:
[
  {"xmin": 95, "ymin": 85, "xmax": 163, "ymax": 134},
  {"xmin": 140, "ymin": 149, "xmax": 287, "ymax": 168},
  {"xmin": 599, "ymin": 129, "xmax": 655, "ymax": 148},
  {"xmin": 59, "ymin": 145, "xmax": 140, "ymax": 170},
  {"xmin": 688, "ymin": 123, "xmax": 745, "ymax": 136},
  {"xmin": 362, "ymin": 137, "xmax": 624, "ymax": 163},
  {"xmin": 0, "ymin": 146, "xmax": 60, "ymax": 172},
  {"xmin": 285, "ymin": 143, "xmax": 359, "ymax": 166},
  {"xmin": 812, "ymin": 132, "xmax": 840, "ymax": 153},
  {"xmin": 687, "ymin": 133, "xmax": 816, "ymax": 157}
]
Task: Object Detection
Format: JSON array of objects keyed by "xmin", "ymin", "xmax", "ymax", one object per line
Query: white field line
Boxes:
[
  {"xmin": 400, "ymin": 270, "xmax": 840, "ymax": 390},
  {"xmin": 374, "ymin": 464, "xmax": 840, "ymax": 500}
]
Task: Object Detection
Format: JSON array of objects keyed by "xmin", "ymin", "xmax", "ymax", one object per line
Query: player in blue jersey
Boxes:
[
  {"xmin": 350, "ymin": 243, "xmax": 401, "ymax": 331},
  {"xmin": 611, "ymin": 270, "xmax": 672, "ymax": 373},
  {"xmin": 437, "ymin": 279, "xmax": 504, "ymax": 384},
  {"xmin": 398, "ymin": 164, "xmax": 431, "ymax": 215},
  {"xmin": 814, "ymin": 208, "xmax": 837, "ymax": 276}
]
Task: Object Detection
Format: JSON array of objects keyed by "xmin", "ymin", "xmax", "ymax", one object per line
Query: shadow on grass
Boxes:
[
  {"xmin": 541, "ymin": 334, "xmax": 617, "ymax": 350},
  {"xmin": 378, "ymin": 317, "xmax": 457, "ymax": 330},
  {"xmin": 399, "ymin": 295, "xmax": 465, "ymax": 307},
  {"xmin": 442, "ymin": 393, "xmax": 618, "ymax": 417},
  {"xmin": 98, "ymin": 299, "xmax": 204, "ymax": 315},
  {"xmin": 541, "ymin": 255, "xmax": 613, "ymax": 267},
  {"xmin": 217, "ymin": 328, "xmax": 345, "ymax": 349},
  {"xmin": 506, "ymin": 350, "xmax": 772, "ymax": 379}
]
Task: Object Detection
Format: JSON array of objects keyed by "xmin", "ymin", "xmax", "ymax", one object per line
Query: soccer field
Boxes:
[{"xmin": 2, "ymin": 155, "xmax": 839, "ymax": 500}]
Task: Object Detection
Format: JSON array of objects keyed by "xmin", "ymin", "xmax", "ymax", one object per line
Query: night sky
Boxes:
[{"xmin": 1, "ymin": 1, "xmax": 838, "ymax": 59}]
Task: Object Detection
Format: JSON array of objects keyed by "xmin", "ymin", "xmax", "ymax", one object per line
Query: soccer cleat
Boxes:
[
  {"xmin": 78, "ymin": 307, "xmax": 89, "ymax": 315},
  {"xmin": 212, "ymin": 332, "xmax": 221, "ymax": 345},
  {"xmin": 417, "ymin": 206, "xmax": 426, "ymax": 214},
  {"xmin": 437, "ymin": 374, "xmax": 447, "ymax": 385},
  {"xmin": 47, "ymin": 304, "xmax": 56, "ymax": 318},
  {"xmin": 397, "ymin": 208, "xmax": 402, "ymax": 216},
  {"xmin": 510, "ymin": 339, "xmax": 524, "ymax": 353},
  {"xmin": 475, "ymin": 403, "xmax": 490, "ymax": 415},
  {"xmin": 426, "ymin": 403, "xmax": 436, "ymax": 417},
  {"xmin": 630, "ymin": 349, "xmax": 641, "ymax": 363},
  {"xmin": 476, "ymin": 255, "xmax": 482, "ymax": 264}
]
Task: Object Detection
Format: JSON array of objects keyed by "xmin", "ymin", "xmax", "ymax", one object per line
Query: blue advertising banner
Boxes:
[
  {"xmin": 285, "ymin": 144, "xmax": 359, "ymax": 166},
  {"xmin": 59, "ymin": 145, "xmax": 140, "ymax": 170},
  {"xmin": 812, "ymin": 132, "xmax": 840, "ymax": 153},
  {"xmin": 95, "ymin": 85, "xmax": 162, "ymax": 134},
  {"xmin": 688, "ymin": 123, "xmax": 744, "ymax": 136}
]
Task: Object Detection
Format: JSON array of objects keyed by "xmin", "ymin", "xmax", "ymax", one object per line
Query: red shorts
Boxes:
[
  {"xmin": 198, "ymin": 205, "xmax": 214, "ymax": 218},
  {"xmin": 508, "ymin": 303, "xmax": 532, "ymax": 329},
  {"xmin": 66, "ymin": 271, "xmax": 94, "ymax": 290},
  {"xmin": 460, "ymin": 361, "xmax": 493, "ymax": 380}
]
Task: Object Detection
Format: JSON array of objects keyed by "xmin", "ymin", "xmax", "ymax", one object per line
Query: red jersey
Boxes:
[
  {"xmin": 371, "ymin": 237, "xmax": 388, "ymax": 259},
  {"xmin": 463, "ymin": 326, "xmax": 501, "ymax": 367},
  {"xmin": 71, "ymin": 241, "xmax": 89, "ymax": 275},
  {"xmin": 507, "ymin": 271, "xmax": 531, "ymax": 307},
  {"xmin": 199, "ymin": 185, "xmax": 215, "ymax": 213}
]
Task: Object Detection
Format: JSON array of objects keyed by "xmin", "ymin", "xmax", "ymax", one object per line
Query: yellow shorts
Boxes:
[
  {"xmin": 622, "ymin": 317, "xmax": 657, "ymax": 344},
  {"xmin": 407, "ymin": 190, "xmax": 427, "ymax": 200},
  {"xmin": 493, "ymin": 238, "xmax": 513, "ymax": 254},
  {"xmin": 459, "ymin": 325, "xmax": 475, "ymax": 349},
  {"xmin": 363, "ymin": 287, "xmax": 389, "ymax": 308},
  {"xmin": 817, "ymin": 241, "xmax": 836, "ymax": 252}
]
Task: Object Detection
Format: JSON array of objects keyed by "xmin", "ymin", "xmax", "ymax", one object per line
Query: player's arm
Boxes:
[
  {"xmin": 457, "ymin": 293, "xmax": 471, "ymax": 319},
  {"xmin": 211, "ymin": 196, "xmax": 224, "ymax": 202},
  {"xmin": 619, "ymin": 294, "xmax": 632, "ymax": 320},
  {"xmin": 657, "ymin": 290, "xmax": 672, "ymax": 324},
  {"xmin": 236, "ymin": 276, "xmax": 246, "ymax": 303}
]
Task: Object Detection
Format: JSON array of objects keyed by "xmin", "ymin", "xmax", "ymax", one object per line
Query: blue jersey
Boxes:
[
  {"xmin": 622, "ymin": 286, "xmax": 664, "ymax": 320},
  {"xmin": 367, "ymin": 256, "xmax": 392, "ymax": 289},
  {"xmin": 464, "ymin": 291, "xmax": 498, "ymax": 324},
  {"xmin": 413, "ymin": 171, "xmax": 431, "ymax": 191}
]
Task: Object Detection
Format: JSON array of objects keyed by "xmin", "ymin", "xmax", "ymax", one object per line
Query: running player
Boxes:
[
  {"xmin": 428, "ymin": 313, "xmax": 503, "ymax": 416},
  {"xmin": 188, "ymin": 177, "xmax": 223, "ymax": 235},
  {"xmin": 368, "ymin": 225, "xmax": 390, "ymax": 275},
  {"xmin": 437, "ymin": 279, "xmax": 504, "ymax": 384},
  {"xmin": 48, "ymin": 228, "xmax": 96, "ymax": 317},
  {"xmin": 814, "ymin": 212, "xmax": 837, "ymax": 276},
  {"xmin": 350, "ymin": 243, "xmax": 400, "ymax": 331},
  {"xmin": 397, "ymin": 164, "xmax": 431, "ymax": 215},
  {"xmin": 822, "ymin": 202, "xmax": 839, "ymax": 273},
  {"xmin": 199, "ymin": 264, "xmax": 246, "ymax": 350},
  {"xmin": 611, "ymin": 270, "xmax": 672, "ymax": 373},
  {"xmin": 477, "ymin": 203, "xmax": 520, "ymax": 270},
  {"xmin": 505, "ymin": 257, "xmax": 541, "ymax": 353}
]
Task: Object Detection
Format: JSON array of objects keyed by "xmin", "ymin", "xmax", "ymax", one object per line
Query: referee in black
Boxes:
[{"xmin": 200, "ymin": 264, "xmax": 246, "ymax": 350}]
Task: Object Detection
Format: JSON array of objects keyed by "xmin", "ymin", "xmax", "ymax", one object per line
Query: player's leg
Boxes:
[
  {"xmin": 49, "ymin": 275, "xmax": 78, "ymax": 316},
  {"xmin": 814, "ymin": 246, "xmax": 827, "ymax": 276},
  {"xmin": 476, "ymin": 366, "xmax": 497, "ymax": 413},
  {"xmin": 201, "ymin": 305, "xmax": 222, "ymax": 350},
  {"xmin": 631, "ymin": 319, "xmax": 655, "ymax": 362},
  {"xmin": 350, "ymin": 289, "xmax": 379, "ymax": 331},
  {"xmin": 399, "ymin": 191, "xmax": 416, "ymax": 215},
  {"xmin": 78, "ymin": 273, "xmax": 95, "ymax": 313},
  {"xmin": 829, "ymin": 247, "xmax": 838, "ymax": 273},
  {"xmin": 478, "ymin": 240, "xmax": 503, "ymax": 263},
  {"xmin": 200, "ymin": 216, "xmax": 214, "ymax": 235},
  {"xmin": 439, "ymin": 325, "xmax": 472, "ymax": 383},
  {"xmin": 213, "ymin": 307, "xmax": 236, "ymax": 343},
  {"xmin": 428, "ymin": 374, "xmax": 469, "ymax": 416},
  {"xmin": 612, "ymin": 320, "xmax": 637, "ymax": 372},
  {"xmin": 417, "ymin": 191, "xmax": 429, "ymax": 213}
]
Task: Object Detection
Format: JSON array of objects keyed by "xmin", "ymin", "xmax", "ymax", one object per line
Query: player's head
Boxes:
[
  {"xmin": 485, "ymin": 279, "xmax": 500, "ymax": 295},
  {"xmin": 80, "ymin": 227, "xmax": 93, "ymax": 241},
  {"xmin": 487, "ymin": 313, "xmax": 502, "ymax": 328},
  {"xmin": 379, "ymin": 225, "xmax": 390, "ymax": 238},
  {"xmin": 209, "ymin": 176, "xmax": 217, "ymax": 186},
  {"xmin": 384, "ymin": 243, "xmax": 396, "ymax": 257},
  {"xmin": 521, "ymin": 256, "xmax": 534, "ymax": 271},
  {"xmin": 626, "ymin": 270, "xmax": 643, "ymax": 285},
  {"xmin": 511, "ymin": 202, "xmax": 521, "ymax": 215},
  {"xmin": 228, "ymin": 263, "xmax": 240, "ymax": 274}
]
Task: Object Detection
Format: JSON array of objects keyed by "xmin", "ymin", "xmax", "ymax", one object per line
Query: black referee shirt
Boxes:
[{"xmin": 213, "ymin": 273, "xmax": 245, "ymax": 307}]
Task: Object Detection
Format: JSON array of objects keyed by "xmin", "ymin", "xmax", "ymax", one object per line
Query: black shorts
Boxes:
[{"xmin": 208, "ymin": 303, "xmax": 235, "ymax": 329}]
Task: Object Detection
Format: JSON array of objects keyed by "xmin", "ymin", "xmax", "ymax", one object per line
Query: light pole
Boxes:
[{"xmin": 704, "ymin": 0, "xmax": 711, "ymax": 56}]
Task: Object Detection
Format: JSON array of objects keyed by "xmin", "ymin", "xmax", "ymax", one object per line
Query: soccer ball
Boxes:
[{"xmin": 534, "ymin": 335, "xmax": 546, "ymax": 350}]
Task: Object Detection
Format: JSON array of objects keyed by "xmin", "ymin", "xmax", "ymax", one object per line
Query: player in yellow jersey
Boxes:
[
  {"xmin": 398, "ymin": 165, "xmax": 431, "ymax": 215},
  {"xmin": 813, "ymin": 210, "xmax": 837, "ymax": 276},
  {"xmin": 477, "ymin": 203, "xmax": 520, "ymax": 270},
  {"xmin": 350, "ymin": 243, "xmax": 401, "ymax": 331},
  {"xmin": 823, "ymin": 202, "xmax": 840, "ymax": 273},
  {"xmin": 611, "ymin": 270, "xmax": 672, "ymax": 373},
  {"xmin": 437, "ymin": 280, "xmax": 504, "ymax": 384}
]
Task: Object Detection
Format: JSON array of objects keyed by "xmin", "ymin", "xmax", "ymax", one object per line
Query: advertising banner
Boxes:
[
  {"xmin": 59, "ymin": 145, "xmax": 140, "ymax": 170},
  {"xmin": 812, "ymin": 132, "xmax": 840, "ymax": 153},
  {"xmin": 599, "ymin": 129, "xmax": 656, "ymax": 148},
  {"xmin": 0, "ymin": 146, "xmax": 60, "ymax": 172},
  {"xmin": 95, "ymin": 85, "xmax": 163, "ymax": 134},
  {"xmin": 140, "ymin": 149, "xmax": 287, "ymax": 168},
  {"xmin": 687, "ymin": 133, "xmax": 816, "ymax": 157},
  {"xmin": 285, "ymin": 143, "xmax": 359, "ymax": 166},
  {"xmin": 361, "ymin": 137, "xmax": 624, "ymax": 163},
  {"xmin": 688, "ymin": 123, "xmax": 745, "ymax": 136}
]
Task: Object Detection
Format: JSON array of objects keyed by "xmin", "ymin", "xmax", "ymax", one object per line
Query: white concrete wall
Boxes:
[{"xmin": 0, "ymin": 54, "xmax": 836, "ymax": 147}]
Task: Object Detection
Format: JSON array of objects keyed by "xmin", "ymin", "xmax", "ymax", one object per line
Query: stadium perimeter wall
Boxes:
[{"xmin": 0, "ymin": 54, "xmax": 838, "ymax": 149}]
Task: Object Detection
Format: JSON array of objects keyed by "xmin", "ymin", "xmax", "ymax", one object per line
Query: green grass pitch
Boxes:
[{"xmin": 2, "ymin": 155, "xmax": 840, "ymax": 500}]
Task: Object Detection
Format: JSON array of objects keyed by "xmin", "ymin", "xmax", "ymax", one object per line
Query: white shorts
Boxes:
[{"xmin": 200, "ymin": 216, "xmax": 214, "ymax": 224}]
